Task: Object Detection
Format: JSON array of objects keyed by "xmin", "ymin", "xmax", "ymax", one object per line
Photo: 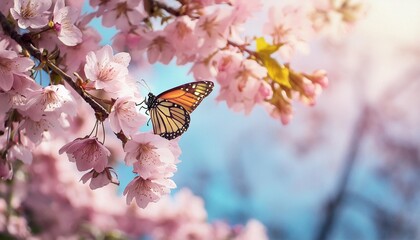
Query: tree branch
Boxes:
[
  {"xmin": 227, "ymin": 40, "xmax": 260, "ymax": 59},
  {"xmin": 0, "ymin": 11, "xmax": 109, "ymax": 120},
  {"xmin": 153, "ymin": 0, "xmax": 182, "ymax": 17},
  {"xmin": 315, "ymin": 105, "xmax": 370, "ymax": 240}
]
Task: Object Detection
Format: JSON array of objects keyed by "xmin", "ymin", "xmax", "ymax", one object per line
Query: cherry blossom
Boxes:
[
  {"xmin": 124, "ymin": 175, "xmax": 176, "ymax": 208},
  {"xmin": 190, "ymin": 56, "xmax": 218, "ymax": 80},
  {"xmin": 101, "ymin": 0, "xmax": 148, "ymax": 31},
  {"xmin": 80, "ymin": 167, "xmax": 119, "ymax": 189},
  {"xmin": 10, "ymin": 0, "xmax": 51, "ymax": 29},
  {"xmin": 311, "ymin": 0, "xmax": 366, "ymax": 39},
  {"xmin": 84, "ymin": 45, "xmax": 131, "ymax": 93},
  {"xmin": 21, "ymin": 84, "xmax": 76, "ymax": 122},
  {"xmin": 51, "ymin": 0, "xmax": 83, "ymax": 46},
  {"xmin": 59, "ymin": 137, "xmax": 110, "ymax": 172},
  {"xmin": 109, "ymin": 96, "xmax": 147, "ymax": 136},
  {"xmin": 234, "ymin": 219, "xmax": 269, "ymax": 240},
  {"xmin": 264, "ymin": 99, "xmax": 293, "ymax": 125},
  {"xmin": 229, "ymin": 0, "xmax": 262, "ymax": 25},
  {"xmin": 195, "ymin": 8, "xmax": 231, "ymax": 56},
  {"xmin": 164, "ymin": 16, "xmax": 199, "ymax": 63},
  {"xmin": 19, "ymin": 116, "xmax": 58, "ymax": 145},
  {"xmin": 0, "ymin": 157, "xmax": 13, "ymax": 180},
  {"xmin": 263, "ymin": 5, "xmax": 312, "ymax": 61},
  {"xmin": 112, "ymin": 30, "xmax": 145, "ymax": 62},
  {"xmin": 216, "ymin": 57, "xmax": 270, "ymax": 114},
  {"xmin": 124, "ymin": 132, "xmax": 178, "ymax": 178},
  {"xmin": 0, "ymin": 41, "xmax": 34, "ymax": 91},
  {"xmin": 142, "ymin": 31, "xmax": 175, "ymax": 64},
  {"xmin": 7, "ymin": 144, "xmax": 33, "ymax": 165},
  {"xmin": 0, "ymin": 94, "xmax": 11, "ymax": 115}
]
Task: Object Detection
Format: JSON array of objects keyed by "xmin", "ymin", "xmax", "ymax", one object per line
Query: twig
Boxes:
[
  {"xmin": 227, "ymin": 40, "xmax": 260, "ymax": 59},
  {"xmin": 153, "ymin": 0, "xmax": 182, "ymax": 17}
]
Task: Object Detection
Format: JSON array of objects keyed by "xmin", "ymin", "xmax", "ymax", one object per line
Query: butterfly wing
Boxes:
[
  {"xmin": 156, "ymin": 81, "xmax": 214, "ymax": 113},
  {"xmin": 149, "ymin": 98, "xmax": 191, "ymax": 140}
]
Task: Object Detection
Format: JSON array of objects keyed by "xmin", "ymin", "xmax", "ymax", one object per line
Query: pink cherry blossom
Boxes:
[
  {"xmin": 57, "ymin": 26, "xmax": 101, "ymax": 74},
  {"xmin": 0, "ymin": 41, "xmax": 34, "ymax": 91},
  {"xmin": 190, "ymin": 56, "xmax": 218, "ymax": 80},
  {"xmin": 124, "ymin": 132, "xmax": 178, "ymax": 179},
  {"xmin": 84, "ymin": 45, "xmax": 131, "ymax": 93},
  {"xmin": 142, "ymin": 31, "xmax": 175, "ymax": 64},
  {"xmin": 22, "ymin": 84, "xmax": 76, "ymax": 121},
  {"xmin": 51, "ymin": 0, "xmax": 83, "ymax": 46},
  {"xmin": 0, "ymin": 91, "xmax": 14, "ymax": 114},
  {"xmin": 147, "ymin": 189, "xmax": 254, "ymax": 239},
  {"xmin": 234, "ymin": 219, "xmax": 268, "ymax": 240},
  {"xmin": 264, "ymin": 100, "xmax": 293, "ymax": 125},
  {"xmin": 19, "ymin": 116, "xmax": 56, "ymax": 145},
  {"xmin": 311, "ymin": 0, "xmax": 366, "ymax": 39},
  {"xmin": 216, "ymin": 55, "xmax": 270, "ymax": 114},
  {"xmin": 109, "ymin": 96, "xmax": 147, "ymax": 136},
  {"xmin": 168, "ymin": 137, "xmax": 182, "ymax": 160},
  {"xmin": 229, "ymin": 0, "xmax": 262, "ymax": 25},
  {"xmin": 164, "ymin": 16, "xmax": 199, "ymax": 63},
  {"xmin": 5, "ymin": 215, "xmax": 31, "ymax": 239},
  {"xmin": 10, "ymin": 0, "xmax": 51, "ymax": 29},
  {"xmin": 0, "ymin": 157, "xmax": 13, "ymax": 180},
  {"xmin": 80, "ymin": 167, "xmax": 119, "ymax": 190},
  {"xmin": 303, "ymin": 69, "xmax": 329, "ymax": 88},
  {"xmin": 101, "ymin": 0, "xmax": 148, "ymax": 31},
  {"xmin": 123, "ymin": 176, "xmax": 176, "ymax": 208},
  {"xmin": 7, "ymin": 144, "xmax": 33, "ymax": 165},
  {"xmin": 194, "ymin": 8, "xmax": 231, "ymax": 56},
  {"xmin": 263, "ymin": 5, "xmax": 312, "ymax": 61},
  {"xmin": 59, "ymin": 137, "xmax": 110, "ymax": 172}
]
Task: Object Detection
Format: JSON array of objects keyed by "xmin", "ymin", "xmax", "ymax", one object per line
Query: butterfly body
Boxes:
[{"xmin": 146, "ymin": 81, "xmax": 214, "ymax": 140}]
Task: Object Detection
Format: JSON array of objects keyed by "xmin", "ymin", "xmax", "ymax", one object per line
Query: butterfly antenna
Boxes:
[{"xmin": 137, "ymin": 79, "xmax": 152, "ymax": 92}]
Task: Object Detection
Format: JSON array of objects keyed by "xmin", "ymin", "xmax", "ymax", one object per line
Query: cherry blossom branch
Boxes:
[
  {"xmin": 151, "ymin": 0, "xmax": 261, "ymax": 59},
  {"xmin": 153, "ymin": 0, "xmax": 182, "ymax": 17},
  {"xmin": 0, "ymin": 11, "xmax": 109, "ymax": 120},
  {"xmin": 227, "ymin": 40, "xmax": 260, "ymax": 60}
]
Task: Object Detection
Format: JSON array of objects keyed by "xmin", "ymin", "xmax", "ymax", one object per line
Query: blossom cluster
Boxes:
[
  {"xmin": 0, "ymin": 0, "xmax": 181, "ymax": 211},
  {"xmin": 0, "ymin": 0, "xmax": 365, "ymax": 238},
  {"xmin": 105, "ymin": 0, "xmax": 364, "ymax": 124},
  {"xmin": 0, "ymin": 138, "xmax": 268, "ymax": 239}
]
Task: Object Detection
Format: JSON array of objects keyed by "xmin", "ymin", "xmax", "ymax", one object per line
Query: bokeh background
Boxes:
[{"xmin": 86, "ymin": 0, "xmax": 420, "ymax": 239}]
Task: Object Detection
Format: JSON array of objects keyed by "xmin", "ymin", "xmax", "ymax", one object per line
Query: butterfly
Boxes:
[{"xmin": 145, "ymin": 81, "xmax": 214, "ymax": 140}]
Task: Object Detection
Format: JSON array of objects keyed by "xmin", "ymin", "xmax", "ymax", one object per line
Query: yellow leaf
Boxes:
[
  {"xmin": 255, "ymin": 37, "xmax": 280, "ymax": 55},
  {"xmin": 260, "ymin": 54, "xmax": 291, "ymax": 88}
]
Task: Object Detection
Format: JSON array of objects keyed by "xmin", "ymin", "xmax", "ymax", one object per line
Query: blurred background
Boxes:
[{"xmin": 87, "ymin": 0, "xmax": 420, "ymax": 239}]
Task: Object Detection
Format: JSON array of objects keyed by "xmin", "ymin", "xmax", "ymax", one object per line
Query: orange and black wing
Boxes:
[
  {"xmin": 156, "ymin": 81, "xmax": 214, "ymax": 113},
  {"xmin": 149, "ymin": 98, "xmax": 190, "ymax": 140}
]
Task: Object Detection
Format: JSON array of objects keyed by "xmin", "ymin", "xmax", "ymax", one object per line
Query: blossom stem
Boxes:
[
  {"xmin": 227, "ymin": 40, "xmax": 259, "ymax": 60},
  {"xmin": 0, "ymin": 11, "xmax": 109, "ymax": 120}
]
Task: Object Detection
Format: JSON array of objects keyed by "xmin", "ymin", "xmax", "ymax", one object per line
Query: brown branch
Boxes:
[
  {"xmin": 227, "ymin": 40, "xmax": 259, "ymax": 59},
  {"xmin": 153, "ymin": 0, "xmax": 182, "ymax": 17},
  {"xmin": 0, "ymin": 11, "xmax": 109, "ymax": 120},
  {"xmin": 315, "ymin": 105, "xmax": 370, "ymax": 240}
]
